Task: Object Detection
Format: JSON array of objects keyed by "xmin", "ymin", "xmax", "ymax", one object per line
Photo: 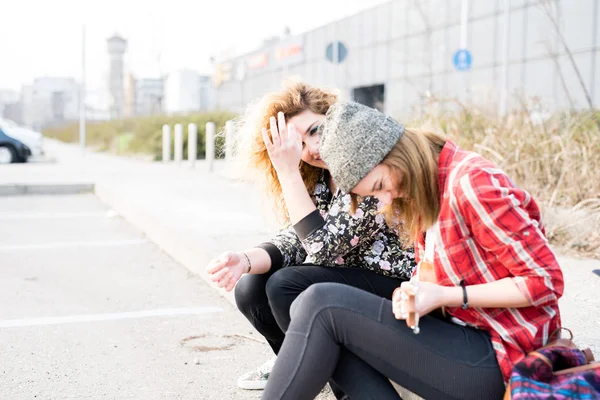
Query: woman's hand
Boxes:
[
  {"xmin": 262, "ymin": 112, "xmax": 303, "ymax": 177},
  {"xmin": 205, "ymin": 252, "xmax": 248, "ymax": 292},
  {"xmin": 392, "ymin": 280, "xmax": 449, "ymax": 330}
]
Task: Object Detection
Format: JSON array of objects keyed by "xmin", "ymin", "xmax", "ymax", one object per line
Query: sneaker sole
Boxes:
[{"xmin": 237, "ymin": 380, "xmax": 268, "ymax": 390}]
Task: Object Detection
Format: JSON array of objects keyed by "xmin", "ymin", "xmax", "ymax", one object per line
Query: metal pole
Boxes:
[
  {"xmin": 591, "ymin": 0, "xmax": 598, "ymax": 104},
  {"xmin": 162, "ymin": 125, "xmax": 171, "ymax": 162},
  {"xmin": 206, "ymin": 122, "xmax": 215, "ymax": 173},
  {"xmin": 499, "ymin": 0, "xmax": 510, "ymax": 115},
  {"xmin": 332, "ymin": 23, "xmax": 339, "ymax": 87},
  {"xmin": 79, "ymin": 24, "xmax": 86, "ymax": 154},
  {"xmin": 188, "ymin": 123, "xmax": 197, "ymax": 168},
  {"xmin": 174, "ymin": 123, "xmax": 183, "ymax": 165},
  {"xmin": 460, "ymin": 0, "xmax": 470, "ymax": 101},
  {"xmin": 460, "ymin": 0, "xmax": 469, "ymax": 49}
]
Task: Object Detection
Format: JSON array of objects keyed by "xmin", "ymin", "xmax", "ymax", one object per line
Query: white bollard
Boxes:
[
  {"xmin": 206, "ymin": 122, "xmax": 215, "ymax": 172},
  {"xmin": 225, "ymin": 120, "xmax": 234, "ymax": 160},
  {"xmin": 162, "ymin": 125, "xmax": 171, "ymax": 162},
  {"xmin": 174, "ymin": 123, "xmax": 183, "ymax": 165},
  {"xmin": 188, "ymin": 123, "xmax": 197, "ymax": 168}
]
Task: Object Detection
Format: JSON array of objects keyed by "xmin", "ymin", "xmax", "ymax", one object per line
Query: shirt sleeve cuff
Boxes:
[
  {"xmin": 512, "ymin": 275, "xmax": 557, "ymax": 307},
  {"xmin": 293, "ymin": 210, "xmax": 326, "ymax": 240},
  {"xmin": 256, "ymin": 243, "xmax": 284, "ymax": 271},
  {"xmin": 512, "ymin": 276, "xmax": 534, "ymax": 304}
]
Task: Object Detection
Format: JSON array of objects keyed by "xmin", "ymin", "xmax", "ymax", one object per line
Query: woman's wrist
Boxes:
[
  {"xmin": 240, "ymin": 252, "xmax": 252, "ymax": 274},
  {"xmin": 441, "ymin": 285, "xmax": 463, "ymax": 308},
  {"xmin": 239, "ymin": 248, "xmax": 272, "ymax": 275},
  {"xmin": 277, "ymin": 167, "xmax": 302, "ymax": 183}
]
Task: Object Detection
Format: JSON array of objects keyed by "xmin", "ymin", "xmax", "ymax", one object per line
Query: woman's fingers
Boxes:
[
  {"xmin": 270, "ymin": 116, "xmax": 280, "ymax": 146},
  {"xmin": 210, "ymin": 267, "xmax": 230, "ymax": 282},
  {"xmin": 392, "ymin": 286, "xmax": 405, "ymax": 320},
  {"xmin": 392, "ymin": 284, "xmax": 419, "ymax": 328},
  {"xmin": 206, "ymin": 255, "xmax": 228, "ymax": 274},
  {"xmin": 261, "ymin": 127, "xmax": 273, "ymax": 151},
  {"xmin": 217, "ymin": 271, "xmax": 233, "ymax": 288},
  {"xmin": 288, "ymin": 123, "xmax": 302, "ymax": 148},
  {"xmin": 277, "ymin": 112, "xmax": 287, "ymax": 142},
  {"xmin": 392, "ymin": 286, "xmax": 403, "ymax": 300},
  {"xmin": 224, "ymin": 278, "xmax": 237, "ymax": 292}
]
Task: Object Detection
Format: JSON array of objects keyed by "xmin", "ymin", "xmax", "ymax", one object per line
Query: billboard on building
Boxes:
[{"xmin": 275, "ymin": 37, "xmax": 304, "ymax": 67}]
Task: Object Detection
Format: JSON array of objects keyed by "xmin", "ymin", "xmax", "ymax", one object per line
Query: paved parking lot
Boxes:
[
  {"xmin": 1, "ymin": 145, "xmax": 598, "ymax": 400},
  {"xmin": 0, "ymin": 194, "xmax": 270, "ymax": 400}
]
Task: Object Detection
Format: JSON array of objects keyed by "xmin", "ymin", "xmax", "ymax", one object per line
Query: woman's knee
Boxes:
[
  {"xmin": 289, "ymin": 282, "xmax": 341, "ymax": 321},
  {"xmin": 234, "ymin": 274, "xmax": 268, "ymax": 316},
  {"xmin": 265, "ymin": 267, "xmax": 306, "ymax": 304}
]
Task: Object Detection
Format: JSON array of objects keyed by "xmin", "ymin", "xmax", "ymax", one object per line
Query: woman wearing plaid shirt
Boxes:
[{"xmin": 262, "ymin": 102, "xmax": 565, "ymax": 400}]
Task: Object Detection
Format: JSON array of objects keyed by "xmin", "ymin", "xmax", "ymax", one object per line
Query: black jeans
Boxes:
[
  {"xmin": 262, "ymin": 283, "xmax": 506, "ymax": 400},
  {"xmin": 234, "ymin": 265, "xmax": 405, "ymax": 354},
  {"xmin": 235, "ymin": 266, "xmax": 405, "ymax": 399}
]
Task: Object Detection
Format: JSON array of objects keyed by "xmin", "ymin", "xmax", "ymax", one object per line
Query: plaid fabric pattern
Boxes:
[
  {"xmin": 507, "ymin": 346, "xmax": 600, "ymax": 399},
  {"xmin": 414, "ymin": 141, "xmax": 564, "ymax": 381}
]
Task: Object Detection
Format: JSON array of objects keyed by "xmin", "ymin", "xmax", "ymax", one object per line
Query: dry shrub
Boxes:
[{"xmin": 410, "ymin": 96, "xmax": 600, "ymax": 258}]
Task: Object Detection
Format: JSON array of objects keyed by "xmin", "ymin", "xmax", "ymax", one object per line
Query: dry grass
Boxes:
[
  {"xmin": 43, "ymin": 111, "xmax": 236, "ymax": 160},
  {"xmin": 409, "ymin": 97, "xmax": 600, "ymax": 258}
]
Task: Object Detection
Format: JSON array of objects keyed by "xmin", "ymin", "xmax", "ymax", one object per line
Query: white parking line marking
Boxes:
[
  {"xmin": 0, "ymin": 307, "xmax": 224, "ymax": 328},
  {"xmin": 0, "ymin": 211, "xmax": 113, "ymax": 220},
  {"xmin": 0, "ymin": 239, "xmax": 149, "ymax": 252}
]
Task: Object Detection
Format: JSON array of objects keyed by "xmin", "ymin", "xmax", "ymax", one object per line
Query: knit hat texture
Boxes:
[{"xmin": 319, "ymin": 101, "xmax": 405, "ymax": 193}]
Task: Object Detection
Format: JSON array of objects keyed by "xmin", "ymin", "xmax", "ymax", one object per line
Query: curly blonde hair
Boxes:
[{"xmin": 231, "ymin": 79, "xmax": 339, "ymax": 224}]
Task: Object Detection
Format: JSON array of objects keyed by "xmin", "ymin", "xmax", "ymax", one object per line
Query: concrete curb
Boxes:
[
  {"xmin": 94, "ymin": 182, "xmax": 238, "ymax": 307},
  {"xmin": 0, "ymin": 183, "xmax": 95, "ymax": 196}
]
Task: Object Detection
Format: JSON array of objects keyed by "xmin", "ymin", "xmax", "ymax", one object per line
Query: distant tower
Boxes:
[{"xmin": 107, "ymin": 34, "xmax": 127, "ymax": 119}]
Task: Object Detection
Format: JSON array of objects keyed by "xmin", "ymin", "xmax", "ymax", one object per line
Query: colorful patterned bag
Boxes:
[{"xmin": 505, "ymin": 329, "xmax": 600, "ymax": 399}]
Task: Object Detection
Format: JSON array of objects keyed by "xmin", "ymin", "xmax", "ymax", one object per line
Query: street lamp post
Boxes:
[{"xmin": 79, "ymin": 24, "xmax": 87, "ymax": 154}]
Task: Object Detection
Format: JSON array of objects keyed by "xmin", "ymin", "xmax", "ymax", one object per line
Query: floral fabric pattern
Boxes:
[{"xmin": 269, "ymin": 173, "xmax": 415, "ymax": 279}]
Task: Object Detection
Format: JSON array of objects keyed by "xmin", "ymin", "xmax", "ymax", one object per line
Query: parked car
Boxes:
[
  {"xmin": 0, "ymin": 128, "xmax": 30, "ymax": 163},
  {"xmin": 0, "ymin": 118, "xmax": 44, "ymax": 157}
]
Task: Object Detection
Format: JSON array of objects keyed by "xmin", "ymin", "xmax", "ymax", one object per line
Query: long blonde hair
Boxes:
[
  {"xmin": 380, "ymin": 129, "xmax": 447, "ymax": 241},
  {"xmin": 231, "ymin": 80, "xmax": 339, "ymax": 224}
]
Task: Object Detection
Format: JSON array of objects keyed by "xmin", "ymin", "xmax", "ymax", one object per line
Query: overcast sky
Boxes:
[{"xmin": 0, "ymin": 0, "xmax": 389, "ymax": 93}]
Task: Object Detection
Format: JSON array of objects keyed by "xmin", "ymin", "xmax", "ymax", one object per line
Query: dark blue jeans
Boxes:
[{"xmin": 262, "ymin": 283, "xmax": 506, "ymax": 400}]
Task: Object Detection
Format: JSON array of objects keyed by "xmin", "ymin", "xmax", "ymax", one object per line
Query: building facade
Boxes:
[
  {"xmin": 107, "ymin": 35, "xmax": 128, "ymax": 119},
  {"xmin": 213, "ymin": 0, "xmax": 600, "ymax": 117},
  {"xmin": 164, "ymin": 70, "xmax": 214, "ymax": 114},
  {"xmin": 123, "ymin": 73, "xmax": 137, "ymax": 118},
  {"xmin": 136, "ymin": 78, "xmax": 164, "ymax": 116},
  {"xmin": 0, "ymin": 89, "xmax": 21, "ymax": 123},
  {"xmin": 21, "ymin": 77, "xmax": 80, "ymax": 130}
]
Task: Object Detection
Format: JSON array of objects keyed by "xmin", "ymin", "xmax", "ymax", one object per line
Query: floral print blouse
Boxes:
[{"xmin": 258, "ymin": 172, "xmax": 415, "ymax": 280}]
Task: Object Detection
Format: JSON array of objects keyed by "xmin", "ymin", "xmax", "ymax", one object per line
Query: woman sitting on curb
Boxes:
[
  {"xmin": 262, "ymin": 101, "xmax": 564, "ymax": 400},
  {"xmin": 205, "ymin": 82, "xmax": 415, "ymax": 394}
]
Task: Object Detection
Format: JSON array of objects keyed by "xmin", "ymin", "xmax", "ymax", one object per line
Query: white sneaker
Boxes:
[{"xmin": 237, "ymin": 356, "xmax": 277, "ymax": 390}]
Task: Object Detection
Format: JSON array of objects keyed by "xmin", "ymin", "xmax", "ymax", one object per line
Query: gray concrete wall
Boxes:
[{"xmin": 215, "ymin": 0, "xmax": 599, "ymax": 118}]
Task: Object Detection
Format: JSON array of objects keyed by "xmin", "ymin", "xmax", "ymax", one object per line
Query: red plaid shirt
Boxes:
[{"xmin": 415, "ymin": 141, "xmax": 564, "ymax": 381}]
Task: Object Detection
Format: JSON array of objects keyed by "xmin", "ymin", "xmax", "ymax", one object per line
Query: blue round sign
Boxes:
[
  {"xmin": 326, "ymin": 41, "xmax": 348, "ymax": 64},
  {"xmin": 453, "ymin": 49, "xmax": 472, "ymax": 71}
]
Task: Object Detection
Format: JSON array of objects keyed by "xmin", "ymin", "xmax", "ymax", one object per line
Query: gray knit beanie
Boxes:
[{"xmin": 318, "ymin": 102, "xmax": 405, "ymax": 193}]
